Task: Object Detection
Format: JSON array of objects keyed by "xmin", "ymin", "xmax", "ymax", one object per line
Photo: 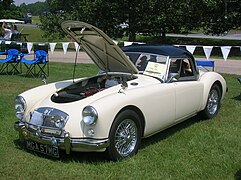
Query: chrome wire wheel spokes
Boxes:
[
  {"xmin": 114, "ymin": 119, "xmax": 138, "ymax": 157},
  {"xmin": 207, "ymin": 89, "xmax": 219, "ymax": 115}
]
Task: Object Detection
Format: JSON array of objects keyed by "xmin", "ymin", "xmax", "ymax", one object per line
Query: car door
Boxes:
[
  {"xmin": 169, "ymin": 58, "xmax": 203, "ymax": 121},
  {"xmin": 139, "ymin": 82, "xmax": 176, "ymax": 136},
  {"xmin": 175, "ymin": 81, "xmax": 203, "ymax": 121}
]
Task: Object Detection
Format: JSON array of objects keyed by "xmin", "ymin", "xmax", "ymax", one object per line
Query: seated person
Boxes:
[
  {"xmin": 180, "ymin": 61, "xmax": 193, "ymax": 76},
  {"xmin": 136, "ymin": 56, "xmax": 148, "ymax": 71},
  {"xmin": 1, "ymin": 21, "xmax": 13, "ymax": 40}
]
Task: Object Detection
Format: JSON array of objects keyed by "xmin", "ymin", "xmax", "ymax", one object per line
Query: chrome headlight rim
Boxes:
[
  {"xmin": 15, "ymin": 96, "xmax": 26, "ymax": 120},
  {"xmin": 82, "ymin": 106, "xmax": 98, "ymax": 126}
]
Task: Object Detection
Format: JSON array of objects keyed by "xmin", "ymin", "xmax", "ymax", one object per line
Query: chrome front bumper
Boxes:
[{"xmin": 14, "ymin": 121, "xmax": 109, "ymax": 155}]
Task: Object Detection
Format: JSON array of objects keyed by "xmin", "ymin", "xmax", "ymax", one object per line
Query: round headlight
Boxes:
[
  {"xmin": 15, "ymin": 96, "xmax": 26, "ymax": 120},
  {"xmin": 82, "ymin": 106, "xmax": 98, "ymax": 125}
]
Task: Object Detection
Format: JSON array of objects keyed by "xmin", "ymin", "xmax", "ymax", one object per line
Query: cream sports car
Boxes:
[{"xmin": 14, "ymin": 21, "xmax": 227, "ymax": 161}]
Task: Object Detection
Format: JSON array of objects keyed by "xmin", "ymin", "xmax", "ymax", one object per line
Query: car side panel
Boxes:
[
  {"xmin": 88, "ymin": 83, "xmax": 176, "ymax": 138},
  {"xmin": 174, "ymin": 81, "xmax": 204, "ymax": 121}
]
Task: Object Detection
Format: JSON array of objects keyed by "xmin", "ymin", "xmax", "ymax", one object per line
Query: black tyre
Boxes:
[
  {"xmin": 107, "ymin": 110, "xmax": 142, "ymax": 161},
  {"xmin": 201, "ymin": 84, "xmax": 221, "ymax": 119}
]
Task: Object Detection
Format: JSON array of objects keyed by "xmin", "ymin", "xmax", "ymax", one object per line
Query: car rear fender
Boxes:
[{"xmin": 199, "ymin": 72, "xmax": 227, "ymax": 110}]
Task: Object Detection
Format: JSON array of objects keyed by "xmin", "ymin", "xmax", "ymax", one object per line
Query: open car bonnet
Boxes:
[{"xmin": 61, "ymin": 21, "xmax": 138, "ymax": 74}]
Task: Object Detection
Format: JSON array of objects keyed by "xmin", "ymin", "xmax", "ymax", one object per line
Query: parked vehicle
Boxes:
[
  {"xmin": 14, "ymin": 21, "xmax": 227, "ymax": 161},
  {"xmin": 19, "ymin": 13, "xmax": 32, "ymax": 24}
]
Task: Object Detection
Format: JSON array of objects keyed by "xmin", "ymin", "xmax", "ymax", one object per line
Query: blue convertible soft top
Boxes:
[{"xmin": 122, "ymin": 45, "xmax": 194, "ymax": 59}]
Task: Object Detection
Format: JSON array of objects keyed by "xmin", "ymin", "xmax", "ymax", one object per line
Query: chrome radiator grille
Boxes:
[{"xmin": 27, "ymin": 107, "xmax": 69, "ymax": 136}]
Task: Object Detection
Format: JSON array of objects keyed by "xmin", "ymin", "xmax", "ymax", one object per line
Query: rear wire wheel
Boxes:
[
  {"xmin": 202, "ymin": 84, "xmax": 221, "ymax": 119},
  {"xmin": 107, "ymin": 110, "xmax": 142, "ymax": 161}
]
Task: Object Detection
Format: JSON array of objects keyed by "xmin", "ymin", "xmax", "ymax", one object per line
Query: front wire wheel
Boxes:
[
  {"xmin": 107, "ymin": 110, "xmax": 142, "ymax": 161},
  {"xmin": 115, "ymin": 119, "xmax": 137, "ymax": 156}
]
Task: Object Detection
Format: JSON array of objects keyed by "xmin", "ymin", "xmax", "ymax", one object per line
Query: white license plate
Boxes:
[{"xmin": 25, "ymin": 139, "xmax": 59, "ymax": 158}]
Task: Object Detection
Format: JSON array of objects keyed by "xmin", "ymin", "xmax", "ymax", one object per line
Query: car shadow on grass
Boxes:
[
  {"xmin": 235, "ymin": 169, "xmax": 241, "ymax": 180},
  {"xmin": 13, "ymin": 139, "xmax": 108, "ymax": 163},
  {"xmin": 13, "ymin": 114, "xmax": 204, "ymax": 163},
  {"xmin": 232, "ymin": 94, "xmax": 241, "ymax": 101}
]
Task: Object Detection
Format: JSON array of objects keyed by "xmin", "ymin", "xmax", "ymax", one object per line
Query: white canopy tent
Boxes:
[{"xmin": 0, "ymin": 19, "xmax": 24, "ymax": 23}]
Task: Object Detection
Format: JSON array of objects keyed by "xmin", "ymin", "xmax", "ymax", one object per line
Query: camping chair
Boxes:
[
  {"xmin": 11, "ymin": 33, "xmax": 21, "ymax": 41},
  {"xmin": 196, "ymin": 60, "xmax": 215, "ymax": 71},
  {"xmin": 0, "ymin": 49, "xmax": 21, "ymax": 75},
  {"xmin": 21, "ymin": 50, "xmax": 49, "ymax": 77},
  {"xmin": 0, "ymin": 41, "xmax": 6, "ymax": 55}
]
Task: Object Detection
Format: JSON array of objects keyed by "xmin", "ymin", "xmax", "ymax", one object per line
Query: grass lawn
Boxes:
[{"xmin": 0, "ymin": 62, "xmax": 241, "ymax": 179}]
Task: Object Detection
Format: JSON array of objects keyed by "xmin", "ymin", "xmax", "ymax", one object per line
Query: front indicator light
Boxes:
[{"xmin": 87, "ymin": 129, "xmax": 95, "ymax": 136}]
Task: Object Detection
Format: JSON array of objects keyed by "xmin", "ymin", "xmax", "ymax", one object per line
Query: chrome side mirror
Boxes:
[
  {"xmin": 121, "ymin": 81, "xmax": 128, "ymax": 90},
  {"xmin": 119, "ymin": 81, "xmax": 128, "ymax": 94}
]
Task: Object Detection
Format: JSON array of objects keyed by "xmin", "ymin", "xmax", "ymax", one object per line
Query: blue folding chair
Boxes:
[
  {"xmin": 21, "ymin": 50, "xmax": 49, "ymax": 77},
  {"xmin": 0, "ymin": 49, "xmax": 20, "ymax": 75},
  {"xmin": 196, "ymin": 60, "xmax": 215, "ymax": 71}
]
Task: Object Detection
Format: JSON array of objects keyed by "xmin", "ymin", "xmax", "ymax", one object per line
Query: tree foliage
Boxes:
[
  {"xmin": 0, "ymin": 0, "xmax": 22, "ymax": 19},
  {"xmin": 16, "ymin": 0, "xmax": 240, "ymax": 41},
  {"xmin": 201, "ymin": 0, "xmax": 241, "ymax": 35},
  {"xmin": 19, "ymin": 1, "xmax": 50, "ymax": 16}
]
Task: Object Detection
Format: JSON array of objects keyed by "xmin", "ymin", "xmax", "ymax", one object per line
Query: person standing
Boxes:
[{"xmin": 1, "ymin": 21, "xmax": 13, "ymax": 40}]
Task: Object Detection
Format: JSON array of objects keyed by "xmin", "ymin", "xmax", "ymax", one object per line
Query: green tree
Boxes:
[
  {"xmin": 0, "ymin": 0, "xmax": 22, "ymax": 19},
  {"xmin": 19, "ymin": 1, "xmax": 50, "ymax": 16},
  {"xmin": 201, "ymin": 0, "xmax": 241, "ymax": 35},
  {"xmin": 39, "ymin": 0, "xmax": 120, "ymax": 40},
  {"xmin": 39, "ymin": 0, "xmax": 241, "ymax": 41}
]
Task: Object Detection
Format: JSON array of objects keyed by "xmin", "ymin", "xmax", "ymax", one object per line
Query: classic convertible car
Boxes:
[{"xmin": 14, "ymin": 21, "xmax": 227, "ymax": 161}]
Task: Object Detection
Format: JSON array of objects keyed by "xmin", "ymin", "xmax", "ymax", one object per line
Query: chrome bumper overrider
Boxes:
[{"xmin": 14, "ymin": 121, "xmax": 109, "ymax": 155}]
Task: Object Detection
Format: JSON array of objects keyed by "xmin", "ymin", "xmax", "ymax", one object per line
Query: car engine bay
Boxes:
[{"xmin": 51, "ymin": 73, "xmax": 137, "ymax": 103}]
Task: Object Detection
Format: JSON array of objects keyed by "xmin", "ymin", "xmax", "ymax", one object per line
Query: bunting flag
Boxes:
[
  {"xmin": 1, "ymin": 39, "xmax": 240, "ymax": 61},
  {"xmin": 203, "ymin": 46, "xmax": 213, "ymax": 60},
  {"xmin": 124, "ymin": 41, "xmax": 133, "ymax": 46},
  {"xmin": 49, "ymin": 43, "xmax": 57, "ymax": 54},
  {"xmin": 113, "ymin": 40, "xmax": 118, "ymax": 45},
  {"xmin": 62, "ymin": 42, "xmax": 69, "ymax": 54},
  {"xmin": 74, "ymin": 42, "xmax": 80, "ymax": 52},
  {"xmin": 5, "ymin": 41, "xmax": 11, "ymax": 44},
  {"xmin": 27, "ymin": 42, "xmax": 33, "ymax": 53},
  {"xmin": 137, "ymin": 42, "xmax": 146, "ymax": 45},
  {"xmin": 186, "ymin": 45, "xmax": 196, "ymax": 54},
  {"xmin": 221, "ymin": 46, "xmax": 232, "ymax": 61},
  {"xmin": 16, "ymin": 42, "xmax": 22, "ymax": 46}
]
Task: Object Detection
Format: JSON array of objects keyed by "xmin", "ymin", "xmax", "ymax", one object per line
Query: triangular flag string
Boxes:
[
  {"xmin": 186, "ymin": 45, "xmax": 196, "ymax": 54},
  {"xmin": 74, "ymin": 42, "xmax": 80, "ymax": 52},
  {"xmin": 113, "ymin": 40, "xmax": 118, "ymax": 45},
  {"xmin": 62, "ymin": 42, "xmax": 69, "ymax": 54},
  {"xmin": 221, "ymin": 46, "xmax": 231, "ymax": 61},
  {"xmin": 124, "ymin": 41, "xmax": 133, "ymax": 46},
  {"xmin": 203, "ymin": 46, "xmax": 213, "ymax": 60},
  {"xmin": 49, "ymin": 43, "xmax": 57, "ymax": 54},
  {"xmin": 27, "ymin": 42, "xmax": 33, "ymax": 53},
  {"xmin": 0, "ymin": 39, "xmax": 240, "ymax": 61}
]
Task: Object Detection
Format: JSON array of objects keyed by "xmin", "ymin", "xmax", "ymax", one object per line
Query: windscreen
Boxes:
[{"xmin": 125, "ymin": 52, "xmax": 170, "ymax": 81}]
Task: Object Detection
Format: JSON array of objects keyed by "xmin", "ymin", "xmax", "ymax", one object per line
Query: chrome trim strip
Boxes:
[{"xmin": 14, "ymin": 121, "xmax": 109, "ymax": 154}]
